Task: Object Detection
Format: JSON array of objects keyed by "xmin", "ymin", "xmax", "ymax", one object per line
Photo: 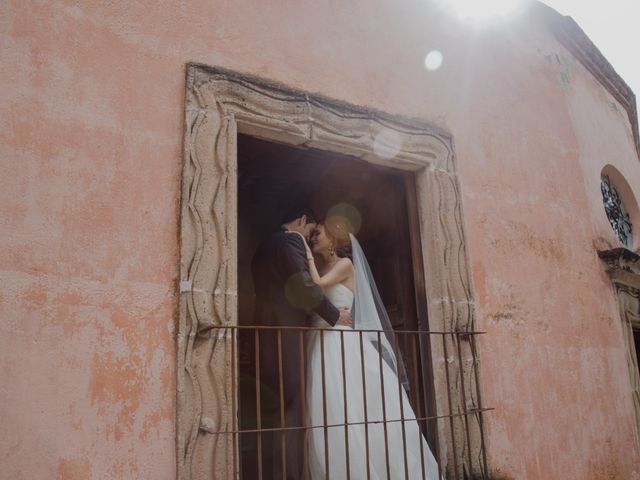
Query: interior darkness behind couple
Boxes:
[{"xmin": 237, "ymin": 134, "xmax": 436, "ymax": 478}]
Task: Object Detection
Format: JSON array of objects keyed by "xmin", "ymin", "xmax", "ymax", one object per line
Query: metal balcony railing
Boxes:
[{"xmin": 208, "ymin": 325, "xmax": 489, "ymax": 480}]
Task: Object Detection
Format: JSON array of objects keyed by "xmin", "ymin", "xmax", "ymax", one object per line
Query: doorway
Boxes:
[
  {"xmin": 180, "ymin": 65, "xmax": 486, "ymax": 479},
  {"xmin": 237, "ymin": 134, "xmax": 437, "ymax": 477}
]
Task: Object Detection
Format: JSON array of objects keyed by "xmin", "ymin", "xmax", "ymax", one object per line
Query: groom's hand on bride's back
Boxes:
[{"xmin": 336, "ymin": 308, "xmax": 353, "ymax": 327}]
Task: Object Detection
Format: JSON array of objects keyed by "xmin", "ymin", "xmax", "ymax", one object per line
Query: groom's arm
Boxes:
[{"xmin": 280, "ymin": 233, "xmax": 340, "ymax": 326}]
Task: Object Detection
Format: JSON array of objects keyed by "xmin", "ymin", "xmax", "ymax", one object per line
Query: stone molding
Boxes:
[
  {"xmin": 599, "ymin": 248, "xmax": 640, "ymax": 290},
  {"xmin": 178, "ymin": 63, "xmax": 487, "ymax": 479},
  {"xmin": 545, "ymin": 7, "xmax": 640, "ymax": 160},
  {"xmin": 599, "ymin": 248, "xmax": 640, "ymax": 447}
]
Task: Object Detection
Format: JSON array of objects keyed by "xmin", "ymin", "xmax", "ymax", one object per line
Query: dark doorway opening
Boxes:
[{"xmin": 237, "ymin": 134, "xmax": 437, "ymax": 478}]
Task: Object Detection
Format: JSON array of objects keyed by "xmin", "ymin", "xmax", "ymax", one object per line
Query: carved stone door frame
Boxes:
[
  {"xmin": 599, "ymin": 248, "xmax": 640, "ymax": 447},
  {"xmin": 178, "ymin": 64, "xmax": 486, "ymax": 479}
]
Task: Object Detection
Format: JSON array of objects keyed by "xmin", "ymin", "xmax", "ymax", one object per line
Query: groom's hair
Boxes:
[{"xmin": 281, "ymin": 206, "xmax": 317, "ymax": 225}]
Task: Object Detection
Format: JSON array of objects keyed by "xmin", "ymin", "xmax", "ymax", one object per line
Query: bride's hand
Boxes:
[{"xmin": 286, "ymin": 231, "xmax": 313, "ymax": 260}]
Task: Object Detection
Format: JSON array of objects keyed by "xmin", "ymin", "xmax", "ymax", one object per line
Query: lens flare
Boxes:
[
  {"xmin": 373, "ymin": 129, "xmax": 403, "ymax": 160},
  {"xmin": 424, "ymin": 50, "xmax": 443, "ymax": 71},
  {"xmin": 326, "ymin": 203, "xmax": 362, "ymax": 240}
]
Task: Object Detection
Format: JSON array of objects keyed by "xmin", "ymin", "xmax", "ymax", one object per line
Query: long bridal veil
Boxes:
[
  {"xmin": 350, "ymin": 233, "xmax": 409, "ymax": 388},
  {"xmin": 307, "ymin": 231, "xmax": 440, "ymax": 480},
  {"xmin": 349, "ymin": 233, "xmax": 441, "ymax": 479}
]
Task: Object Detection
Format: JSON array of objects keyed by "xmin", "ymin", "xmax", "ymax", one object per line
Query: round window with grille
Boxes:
[{"xmin": 601, "ymin": 173, "xmax": 633, "ymax": 248}]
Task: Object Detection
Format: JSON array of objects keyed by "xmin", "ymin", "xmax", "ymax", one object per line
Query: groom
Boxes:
[{"xmin": 251, "ymin": 206, "xmax": 352, "ymax": 480}]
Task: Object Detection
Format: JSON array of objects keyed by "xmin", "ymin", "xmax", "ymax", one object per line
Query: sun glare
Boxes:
[{"xmin": 439, "ymin": 0, "xmax": 523, "ymax": 23}]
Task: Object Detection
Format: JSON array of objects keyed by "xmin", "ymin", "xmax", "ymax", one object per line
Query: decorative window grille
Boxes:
[{"xmin": 601, "ymin": 174, "xmax": 633, "ymax": 247}]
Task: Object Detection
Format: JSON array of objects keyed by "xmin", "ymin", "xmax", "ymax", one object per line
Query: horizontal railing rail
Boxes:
[{"xmin": 208, "ymin": 324, "xmax": 488, "ymax": 480}]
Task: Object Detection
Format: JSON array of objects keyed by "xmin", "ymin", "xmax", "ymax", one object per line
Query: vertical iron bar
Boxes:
[
  {"xmin": 277, "ymin": 329, "xmax": 287, "ymax": 479},
  {"xmin": 412, "ymin": 338, "xmax": 424, "ymax": 420},
  {"xmin": 412, "ymin": 334, "xmax": 426, "ymax": 480},
  {"xmin": 432, "ymin": 344, "xmax": 443, "ymax": 478},
  {"xmin": 340, "ymin": 330, "xmax": 351, "ymax": 480},
  {"xmin": 456, "ymin": 332, "xmax": 474, "ymax": 471},
  {"xmin": 392, "ymin": 331, "xmax": 409, "ymax": 480},
  {"xmin": 320, "ymin": 329, "xmax": 330, "ymax": 479},
  {"xmin": 442, "ymin": 330, "xmax": 459, "ymax": 477},
  {"xmin": 231, "ymin": 327, "xmax": 238, "ymax": 477},
  {"xmin": 299, "ymin": 330, "xmax": 309, "ymax": 480},
  {"xmin": 359, "ymin": 331, "xmax": 371, "ymax": 480},
  {"xmin": 470, "ymin": 331, "xmax": 489, "ymax": 476},
  {"xmin": 254, "ymin": 329, "xmax": 263, "ymax": 480},
  {"xmin": 376, "ymin": 331, "xmax": 391, "ymax": 480},
  {"xmin": 437, "ymin": 429, "xmax": 443, "ymax": 480}
]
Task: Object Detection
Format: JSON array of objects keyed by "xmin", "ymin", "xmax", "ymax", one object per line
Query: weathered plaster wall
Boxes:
[
  {"xmin": 2, "ymin": 0, "xmax": 639, "ymax": 478},
  {"xmin": 462, "ymin": 24, "xmax": 640, "ymax": 480}
]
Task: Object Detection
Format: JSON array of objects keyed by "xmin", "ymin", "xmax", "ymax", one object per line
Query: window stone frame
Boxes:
[
  {"xmin": 178, "ymin": 63, "xmax": 487, "ymax": 479},
  {"xmin": 599, "ymin": 248, "xmax": 640, "ymax": 447}
]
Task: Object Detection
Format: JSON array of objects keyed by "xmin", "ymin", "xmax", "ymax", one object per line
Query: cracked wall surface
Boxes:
[{"xmin": 3, "ymin": 1, "xmax": 640, "ymax": 479}]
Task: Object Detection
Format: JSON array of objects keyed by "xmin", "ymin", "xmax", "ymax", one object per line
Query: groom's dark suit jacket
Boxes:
[
  {"xmin": 251, "ymin": 227, "xmax": 339, "ymax": 331},
  {"xmin": 251, "ymin": 227, "xmax": 339, "ymax": 479}
]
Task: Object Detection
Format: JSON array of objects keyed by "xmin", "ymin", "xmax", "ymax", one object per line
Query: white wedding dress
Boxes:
[{"xmin": 306, "ymin": 283, "xmax": 440, "ymax": 480}]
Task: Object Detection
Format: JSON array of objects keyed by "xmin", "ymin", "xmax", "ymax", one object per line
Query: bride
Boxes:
[{"xmin": 290, "ymin": 222, "xmax": 440, "ymax": 480}]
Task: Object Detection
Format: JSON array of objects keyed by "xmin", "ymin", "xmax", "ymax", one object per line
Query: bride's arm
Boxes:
[
  {"xmin": 305, "ymin": 249, "xmax": 322, "ymax": 284},
  {"xmin": 286, "ymin": 231, "xmax": 352, "ymax": 289},
  {"xmin": 313, "ymin": 257, "xmax": 352, "ymax": 289}
]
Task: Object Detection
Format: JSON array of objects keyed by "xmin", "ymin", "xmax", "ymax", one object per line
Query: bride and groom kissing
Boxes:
[{"xmin": 251, "ymin": 207, "xmax": 440, "ymax": 480}]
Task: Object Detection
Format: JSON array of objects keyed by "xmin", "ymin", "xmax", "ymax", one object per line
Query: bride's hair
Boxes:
[
  {"xmin": 322, "ymin": 221, "xmax": 353, "ymax": 260},
  {"xmin": 334, "ymin": 241, "xmax": 353, "ymax": 260}
]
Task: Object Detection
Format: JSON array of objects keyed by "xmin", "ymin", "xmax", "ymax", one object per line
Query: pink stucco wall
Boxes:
[{"xmin": 2, "ymin": 0, "xmax": 639, "ymax": 478}]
